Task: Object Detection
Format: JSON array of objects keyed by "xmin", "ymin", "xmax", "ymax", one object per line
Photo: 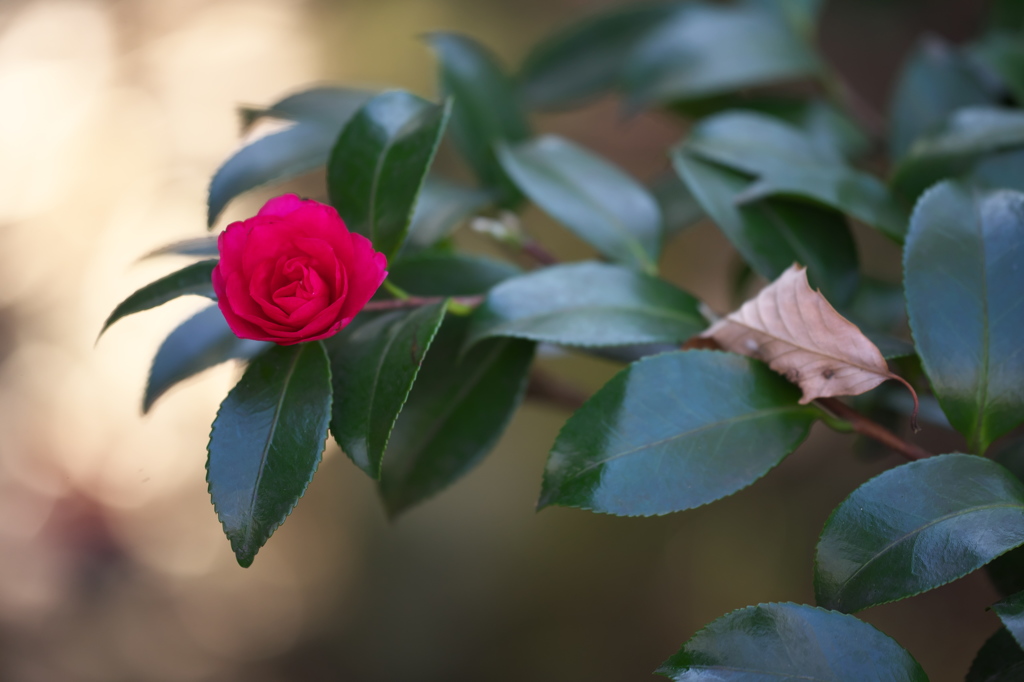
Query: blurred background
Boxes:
[{"xmin": 0, "ymin": 0, "xmax": 1004, "ymax": 680}]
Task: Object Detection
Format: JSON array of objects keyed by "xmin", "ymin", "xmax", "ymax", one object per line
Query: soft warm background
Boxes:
[{"xmin": 0, "ymin": 0, "xmax": 1001, "ymax": 680}]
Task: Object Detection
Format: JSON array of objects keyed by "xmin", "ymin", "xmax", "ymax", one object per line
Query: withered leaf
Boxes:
[{"xmin": 701, "ymin": 264, "xmax": 918, "ymax": 412}]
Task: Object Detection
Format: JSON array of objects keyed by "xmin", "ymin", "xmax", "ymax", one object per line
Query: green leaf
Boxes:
[
  {"xmin": 892, "ymin": 107, "xmax": 1024, "ymax": 200},
  {"xmin": 994, "ymin": 591, "xmax": 1024, "ymax": 650},
  {"xmin": 650, "ymin": 171, "xmax": 704, "ymax": 243},
  {"xmin": 814, "ymin": 454, "xmax": 1024, "ymax": 613},
  {"xmin": 672, "ymin": 150, "xmax": 859, "ymax": 306},
  {"xmin": 684, "ymin": 110, "xmax": 909, "ymax": 241},
  {"xmin": 325, "ymin": 302, "xmax": 447, "ymax": 479},
  {"xmin": 140, "ymin": 236, "xmax": 219, "ymax": 261},
  {"xmin": 209, "ymin": 88, "xmax": 372, "ymax": 226},
  {"xmin": 972, "ymin": 32, "xmax": 1024, "ymax": 105},
  {"xmin": 144, "ymin": 305, "xmax": 269, "ymax": 413},
  {"xmin": 466, "ymin": 262, "xmax": 705, "ymax": 348},
  {"xmin": 327, "ymin": 91, "xmax": 451, "ymax": 258},
  {"xmin": 387, "ymin": 252, "xmax": 520, "ymax": 296},
  {"xmin": 904, "ymin": 182, "xmax": 1024, "ymax": 454},
  {"xmin": 888, "ymin": 37, "xmax": 996, "ymax": 160},
  {"xmin": 967, "ymin": 628, "xmax": 1024, "ymax": 682},
  {"xmin": 207, "ymin": 342, "xmax": 332, "ymax": 567},
  {"xmin": 426, "ymin": 32, "xmax": 530, "ymax": 205},
  {"xmin": 989, "ymin": 0, "xmax": 1024, "ymax": 33},
  {"xmin": 497, "ymin": 135, "xmax": 662, "ymax": 273},
  {"xmin": 621, "ymin": 0, "xmax": 820, "ymax": 106},
  {"xmin": 657, "ymin": 602, "xmax": 928, "ymax": 682},
  {"xmin": 518, "ymin": 2, "xmax": 683, "ymax": 110},
  {"xmin": 100, "ymin": 260, "xmax": 217, "ymax": 337},
  {"xmin": 540, "ymin": 350, "xmax": 817, "ymax": 517},
  {"xmin": 379, "ymin": 316, "xmax": 534, "ymax": 517},
  {"xmin": 240, "ymin": 86, "xmax": 375, "ymax": 130},
  {"xmin": 403, "ymin": 176, "xmax": 493, "ymax": 252}
]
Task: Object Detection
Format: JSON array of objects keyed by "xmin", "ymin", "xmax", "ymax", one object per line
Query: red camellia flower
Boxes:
[{"xmin": 212, "ymin": 194, "xmax": 387, "ymax": 345}]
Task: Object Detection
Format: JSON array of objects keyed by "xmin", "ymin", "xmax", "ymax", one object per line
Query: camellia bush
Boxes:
[{"xmin": 100, "ymin": 0, "xmax": 1024, "ymax": 679}]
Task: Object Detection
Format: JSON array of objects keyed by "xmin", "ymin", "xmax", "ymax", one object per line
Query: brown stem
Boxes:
[
  {"xmin": 362, "ymin": 295, "xmax": 484, "ymax": 312},
  {"xmin": 817, "ymin": 397, "xmax": 933, "ymax": 461},
  {"xmin": 520, "ymin": 240, "xmax": 560, "ymax": 266},
  {"xmin": 526, "ymin": 369, "xmax": 589, "ymax": 411}
]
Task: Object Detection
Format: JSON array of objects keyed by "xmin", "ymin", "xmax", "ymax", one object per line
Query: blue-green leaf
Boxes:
[
  {"xmin": 815, "ymin": 454, "xmax": 1024, "ymax": 612},
  {"xmin": 657, "ymin": 602, "xmax": 928, "ymax": 681},
  {"xmin": 498, "ymin": 135, "xmax": 662, "ymax": 273},
  {"xmin": 904, "ymin": 181, "xmax": 1024, "ymax": 454}
]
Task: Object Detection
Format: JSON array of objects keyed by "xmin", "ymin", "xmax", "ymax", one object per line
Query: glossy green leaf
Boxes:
[
  {"xmin": 672, "ymin": 150, "xmax": 859, "ymax": 305},
  {"xmin": 207, "ymin": 342, "xmax": 332, "ymax": 567},
  {"xmin": 650, "ymin": 171, "xmax": 704, "ymax": 243},
  {"xmin": 403, "ymin": 177, "xmax": 493, "ymax": 252},
  {"xmin": 240, "ymin": 86, "xmax": 375, "ymax": 130},
  {"xmin": 140, "ymin": 236, "xmax": 219, "ymax": 261},
  {"xmin": 904, "ymin": 182, "xmax": 1024, "ymax": 454},
  {"xmin": 379, "ymin": 316, "xmax": 534, "ymax": 517},
  {"xmin": 386, "ymin": 252, "xmax": 520, "ymax": 296},
  {"xmin": 815, "ymin": 454, "xmax": 1024, "ymax": 613},
  {"xmin": 497, "ymin": 135, "xmax": 662, "ymax": 273},
  {"xmin": 325, "ymin": 302, "xmax": 447, "ymax": 479},
  {"xmin": 657, "ymin": 602, "xmax": 928, "ymax": 682},
  {"xmin": 892, "ymin": 107, "xmax": 1024, "ymax": 200},
  {"xmin": 540, "ymin": 350, "xmax": 817, "ymax": 517},
  {"xmin": 100, "ymin": 260, "xmax": 217, "ymax": 337},
  {"xmin": 621, "ymin": 0, "xmax": 820, "ymax": 106},
  {"xmin": 426, "ymin": 32, "xmax": 530, "ymax": 205},
  {"xmin": 967, "ymin": 628, "xmax": 1024, "ymax": 682},
  {"xmin": 994, "ymin": 591, "xmax": 1024, "ymax": 649},
  {"xmin": 684, "ymin": 110, "xmax": 908, "ymax": 240},
  {"xmin": 467, "ymin": 262, "xmax": 705, "ymax": 348},
  {"xmin": 519, "ymin": 2, "xmax": 683, "ymax": 110},
  {"xmin": 209, "ymin": 89, "xmax": 372, "ymax": 226},
  {"xmin": 888, "ymin": 37, "xmax": 996, "ymax": 160},
  {"xmin": 327, "ymin": 91, "xmax": 451, "ymax": 258},
  {"xmin": 144, "ymin": 305, "xmax": 269, "ymax": 413}
]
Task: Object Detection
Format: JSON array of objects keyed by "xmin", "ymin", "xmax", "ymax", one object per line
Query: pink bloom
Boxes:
[{"xmin": 212, "ymin": 194, "xmax": 387, "ymax": 345}]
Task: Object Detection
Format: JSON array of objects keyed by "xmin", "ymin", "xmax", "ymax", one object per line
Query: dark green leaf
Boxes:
[
  {"xmin": 387, "ymin": 252, "xmax": 520, "ymax": 296},
  {"xmin": 426, "ymin": 32, "xmax": 530, "ymax": 205},
  {"xmin": 240, "ymin": 86, "xmax": 375, "ymax": 130},
  {"xmin": 972, "ymin": 32, "xmax": 1024, "ymax": 104},
  {"xmin": 621, "ymin": 1, "xmax": 820, "ymax": 106},
  {"xmin": 209, "ymin": 89, "xmax": 373, "ymax": 226},
  {"xmin": 518, "ymin": 2, "xmax": 683, "ymax": 110},
  {"xmin": 379, "ymin": 316, "xmax": 534, "ymax": 517},
  {"xmin": 140, "ymin": 237, "xmax": 219, "ymax": 261},
  {"xmin": 994, "ymin": 591, "xmax": 1024, "ymax": 649},
  {"xmin": 325, "ymin": 302, "xmax": 447, "ymax": 479},
  {"xmin": 989, "ymin": 0, "xmax": 1024, "ymax": 33},
  {"xmin": 144, "ymin": 305, "xmax": 269, "ymax": 413},
  {"xmin": 650, "ymin": 171, "xmax": 704, "ymax": 243},
  {"xmin": 403, "ymin": 176, "xmax": 493, "ymax": 252},
  {"xmin": 684, "ymin": 110, "xmax": 908, "ymax": 240},
  {"xmin": 540, "ymin": 350, "xmax": 817, "ymax": 517},
  {"xmin": 815, "ymin": 454, "xmax": 1024, "ymax": 612},
  {"xmin": 100, "ymin": 260, "xmax": 217, "ymax": 337},
  {"xmin": 672, "ymin": 151, "xmax": 859, "ymax": 306},
  {"xmin": 207, "ymin": 342, "xmax": 332, "ymax": 567},
  {"xmin": 904, "ymin": 182, "xmax": 1024, "ymax": 454},
  {"xmin": 967, "ymin": 628, "xmax": 1024, "ymax": 682},
  {"xmin": 657, "ymin": 602, "xmax": 928, "ymax": 682},
  {"xmin": 467, "ymin": 262, "xmax": 705, "ymax": 348},
  {"xmin": 327, "ymin": 91, "xmax": 451, "ymax": 258},
  {"xmin": 892, "ymin": 107, "xmax": 1024, "ymax": 200},
  {"xmin": 888, "ymin": 37, "xmax": 996, "ymax": 160},
  {"xmin": 497, "ymin": 135, "xmax": 662, "ymax": 273}
]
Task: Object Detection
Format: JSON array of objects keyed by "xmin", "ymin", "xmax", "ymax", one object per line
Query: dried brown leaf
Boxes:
[{"xmin": 701, "ymin": 265, "xmax": 918, "ymax": 418}]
